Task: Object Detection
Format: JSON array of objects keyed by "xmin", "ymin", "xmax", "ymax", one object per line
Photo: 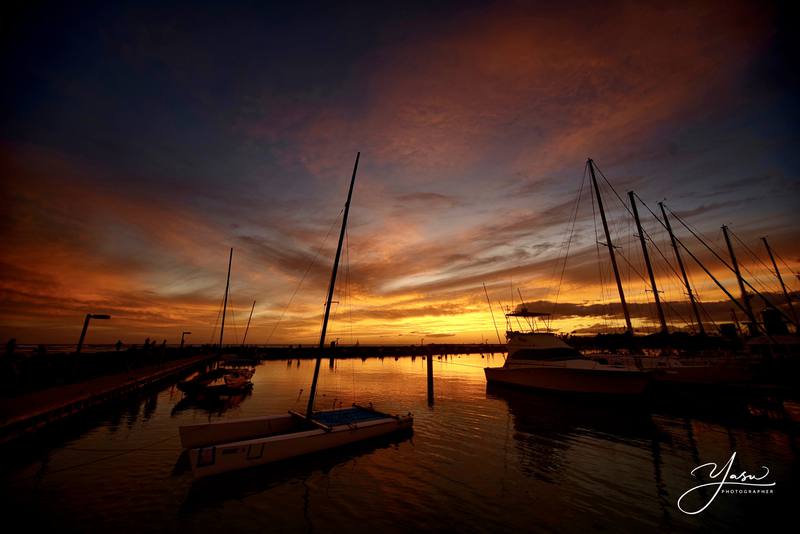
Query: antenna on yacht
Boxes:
[{"xmin": 483, "ymin": 283, "xmax": 503, "ymax": 345}]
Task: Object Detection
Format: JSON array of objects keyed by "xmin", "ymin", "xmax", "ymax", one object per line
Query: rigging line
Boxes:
[
  {"xmin": 773, "ymin": 248, "xmax": 800, "ymax": 284},
  {"xmin": 592, "ymin": 161, "xmax": 632, "ymax": 218},
  {"xmin": 632, "ymin": 193, "xmax": 691, "ymax": 286},
  {"xmin": 639, "ymin": 208, "xmax": 713, "ymax": 318},
  {"xmin": 730, "ymin": 230, "xmax": 782, "ymax": 295},
  {"xmin": 594, "ymin": 164, "xmax": 719, "ymax": 315},
  {"xmin": 667, "ymin": 205, "xmax": 729, "ymax": 260},
  {"xmin": 697, "ymin": 299, "xmax": 720, "ymax": 331},
  {"xmin": 633, "ymin": 194, "xmax": 708, "ymax": 331},
  {"xmin": 484, "ymin": 283, "xmax": 503, "ymax": 344},
  {"xmin": 546, "ymin": 163, "xmax": 589, "ymax": 327},
  {"xmin": 732, "ymin": 230, "xmax": 777, "ymax": 276},
  {"xmin": 265, "ymin": 209, "xmax": 344, "ymax": 344},
  {"xmin": 551, "ymin": 164, "xmax": 588, "ymax": 316},
  {"xmin": 657, "ymin": 208, "xmax": 777, "ymax": 336},
  {"xmin": 614, "ymin": 247, "xmax": 650, "ymax": 285},
  {"xmin": 736, "ymin": 256, "xmax": 779, "ymax": 297},
  {"xmin": 634, "ymin": 194, "xmax": 713, "ymax": 311},
  {"xmin": 667, "ymin": 207, "xmax": 796, "ymax": 325},
  {"xmin": 651, "ymin": 240, "xmax": 692, "ymax": 329}
]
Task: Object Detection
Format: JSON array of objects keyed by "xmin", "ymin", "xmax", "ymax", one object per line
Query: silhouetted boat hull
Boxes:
[
  {"xmin": 180, "ymin": 406, "xmax": 412, "ymax": 479},
  {"xmin": 484, "ymin": 365, "xmax": 649, "ymax": 395},
  {"xmin": 652, "ymin": 360, "xmax": 753, "ymax": 385},
  {"xmin": 485, "ymin": 330, "xmax": 650, "ymax": 395}
]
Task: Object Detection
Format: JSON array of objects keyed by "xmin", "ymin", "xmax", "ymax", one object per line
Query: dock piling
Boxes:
[{"xmin": 427, "ymin": 350, "xmax": 434, "ymax": 406}]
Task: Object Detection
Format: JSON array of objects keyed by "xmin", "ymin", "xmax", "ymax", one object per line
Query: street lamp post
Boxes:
[
  {"xmin": 76, "ymin": 313, "xmax": 111, "ymax": 354},
  {"xmin": 180, "ymin": 331, "xmax": 192, "ymax": 349}
]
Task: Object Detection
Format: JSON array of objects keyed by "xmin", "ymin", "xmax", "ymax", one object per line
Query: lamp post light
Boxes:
[
  {"xmin": 76, "ymin": 313, "xmax": 111, "ymax": 354},
  {"xmin": 180, "ymin": 331, "xmax": 192, "ymax": 349}
]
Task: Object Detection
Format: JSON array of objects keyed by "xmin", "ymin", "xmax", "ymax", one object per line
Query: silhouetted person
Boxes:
[
  {"xmin": 36, "ymin": 344, "xmax": 47, "ymax": 356},
  {"xmin": 115, "ymin": 340, "xmax": 123, "ymax": 352},
  {"xmin": 5, "ymin": 338, "xmax": 16, "ymax": 357},
  {"xmin": 144, "ymin": 337, "xmax": 151, "ymax": 350}
]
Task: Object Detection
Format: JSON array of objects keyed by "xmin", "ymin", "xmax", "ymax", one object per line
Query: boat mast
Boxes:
[
  {"xmin": 722, "ymin": 225, "xmax": 757, "ymax": 332},
  {"xmin": 241, "ymin": 300, "xmax": 256, "ymax": 347},
  {"xmin": 659, "ymin": 202, "xmax": 704, "ymax": 334},
  {"xmin": 762, "ymin": 236, "xmax": 798, "ymax": 326},
  {"xmin": 483, "ymin": 282, "xmax": 503, "ymax": 344},
  {"xmin": 629, "ymin": 191, "xmax": 667, "ymax": 334},
  {"xmin": 219, "ymin": 247, "xmax": 233, "ymax": 356},
  {"xmin": 588, "ymin": 159, "xmax": 633, "ymax": 333},
  {"xmin": 306, "ymin": 152, "xmax": 360, "ymax": 417}
]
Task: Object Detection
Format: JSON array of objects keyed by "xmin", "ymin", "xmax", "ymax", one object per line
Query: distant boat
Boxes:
[
  {"xmin": 484, "ymin": 308, "xmax": 650, "ymax": 395},
  {"xmin": 178, "ymin": 153, "xmax": 413, "ymax": 479},
  {"xmin": 222, "ymin": 369, "xmax": 253, "ymax": 388},
  {"xmin": 177, "ymin": 368, "xmax": 253, "ymax": 397}
]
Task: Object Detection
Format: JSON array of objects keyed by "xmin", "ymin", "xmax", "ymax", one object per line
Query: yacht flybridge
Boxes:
[{"xmin": 484, "ymin": 306, "xmax": 650, "ymax": 395}]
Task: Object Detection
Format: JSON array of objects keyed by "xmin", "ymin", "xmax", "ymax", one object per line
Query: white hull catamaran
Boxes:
[{"xmin": 179, "ymin": 152, "xmax": 413, "ymax": 479}]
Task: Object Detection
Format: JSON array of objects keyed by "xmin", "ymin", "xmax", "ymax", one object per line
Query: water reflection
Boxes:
[
  {"xmin": 0, "ymin": 354, "xmax": 796, "ymax": 532},
  {"xmin": 485, "ymin": 381, "xmax": 798, "ymax": 531},
  {"xmin": 170, "ymin": 390, "xmax": 253, "ymax": 417},
  {"xmin": 487, "ymin": 384, "xmax": 654, "ymax": 481}
]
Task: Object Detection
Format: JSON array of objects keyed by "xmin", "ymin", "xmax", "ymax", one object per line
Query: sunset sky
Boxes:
[{"xmin": 2, "ymin": 0, "xmax": 798, "ymax": 345}]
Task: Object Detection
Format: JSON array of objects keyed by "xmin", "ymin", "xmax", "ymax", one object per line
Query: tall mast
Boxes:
[
  {"xmin": 241, "ymin": 300, "xmax": 256, "ymax": 347},
  {"xmin": 659, "ymin": 202, "xmax": 704, "ymax": 334},
  {"xmin": 218, "ymin": 248, "xmax": 233, "ymax": 356},
  {"xmin": 722, "ymin": 225, "xmax": 757, "ymax": 331},
  {"xmin": 588, "ymin": 159, "xmax": 633, "ymax": 333},
  {"xmin": 762, "ymin": 237, "xmax": 798, "ymax": 325},
  {"xmin": 483, "ymin": 283, "xmax": 503, "ymax": 344},
  {"xmin": 307, "ymin": 152, "xmax": 360, "ymax": 417},
  {"xmin": 629, "ymin": 191, "xmax": 667, "ymax": 334}
]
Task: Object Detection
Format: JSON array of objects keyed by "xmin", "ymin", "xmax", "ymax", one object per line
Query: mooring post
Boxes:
[{"xmin": 426, "ymin": 349, "xmax": 434, "ymax": 406}]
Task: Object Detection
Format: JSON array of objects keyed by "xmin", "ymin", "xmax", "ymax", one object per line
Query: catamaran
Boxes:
[{"xmin": 178, "ymin": 153, "xmax": 413, "ymax": 479}]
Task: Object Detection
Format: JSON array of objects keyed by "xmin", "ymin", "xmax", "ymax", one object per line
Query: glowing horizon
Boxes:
[{"xmin": 1, "ymin": 1, "xmax": 798, "ymax": 345}]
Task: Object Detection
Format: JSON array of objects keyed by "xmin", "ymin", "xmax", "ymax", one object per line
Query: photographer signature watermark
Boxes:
[{"xmin": 677, "ymin": 451, "xmax": 775, "ymax": 515}]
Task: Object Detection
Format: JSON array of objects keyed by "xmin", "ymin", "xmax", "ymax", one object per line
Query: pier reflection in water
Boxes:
[{"xmin": 0, "ymin": 354, "xmax": 796, "ymax": 532}]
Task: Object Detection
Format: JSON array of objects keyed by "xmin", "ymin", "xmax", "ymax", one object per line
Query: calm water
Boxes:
[{"xmin": 1, "ymin": 354, "xmax": 797, "ymax": 533}]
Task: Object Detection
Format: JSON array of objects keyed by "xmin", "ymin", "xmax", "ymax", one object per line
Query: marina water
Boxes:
[{"xmin": 1, "ymin": 353, "xmax": 796, "ymax": 532}]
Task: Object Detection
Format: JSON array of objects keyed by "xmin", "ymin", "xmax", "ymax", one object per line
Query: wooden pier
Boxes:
[{"xmin": 0, "ymin": 353, "xmax": 215, "ymax": 445}]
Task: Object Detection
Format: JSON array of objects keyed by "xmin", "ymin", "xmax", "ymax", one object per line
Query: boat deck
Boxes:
[{"xmin": 312, "ymin": 407, "xmax": 388, "ymax": 426}]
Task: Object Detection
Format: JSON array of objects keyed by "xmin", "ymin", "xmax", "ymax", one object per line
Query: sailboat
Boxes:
[
  {"xmin": 177, "ymin": 248, "xmax": 254, "ymax": 397},
  {"xmin": 484, "ymin": 306, "xmax": 650, "ymax": 395},
  {"xmin": 178, "ymin": 153, "xmax": 413, "ymax": 479}
]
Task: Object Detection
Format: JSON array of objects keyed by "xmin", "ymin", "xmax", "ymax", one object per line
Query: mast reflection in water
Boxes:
[{"xmin": 0, "ymin": 354, "xmax": 796, "ymax": 532}]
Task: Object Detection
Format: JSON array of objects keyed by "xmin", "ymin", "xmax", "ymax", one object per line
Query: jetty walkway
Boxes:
[{"xmin": 0, "ymin": 353, "xmax": 214, "ymax": 445}]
